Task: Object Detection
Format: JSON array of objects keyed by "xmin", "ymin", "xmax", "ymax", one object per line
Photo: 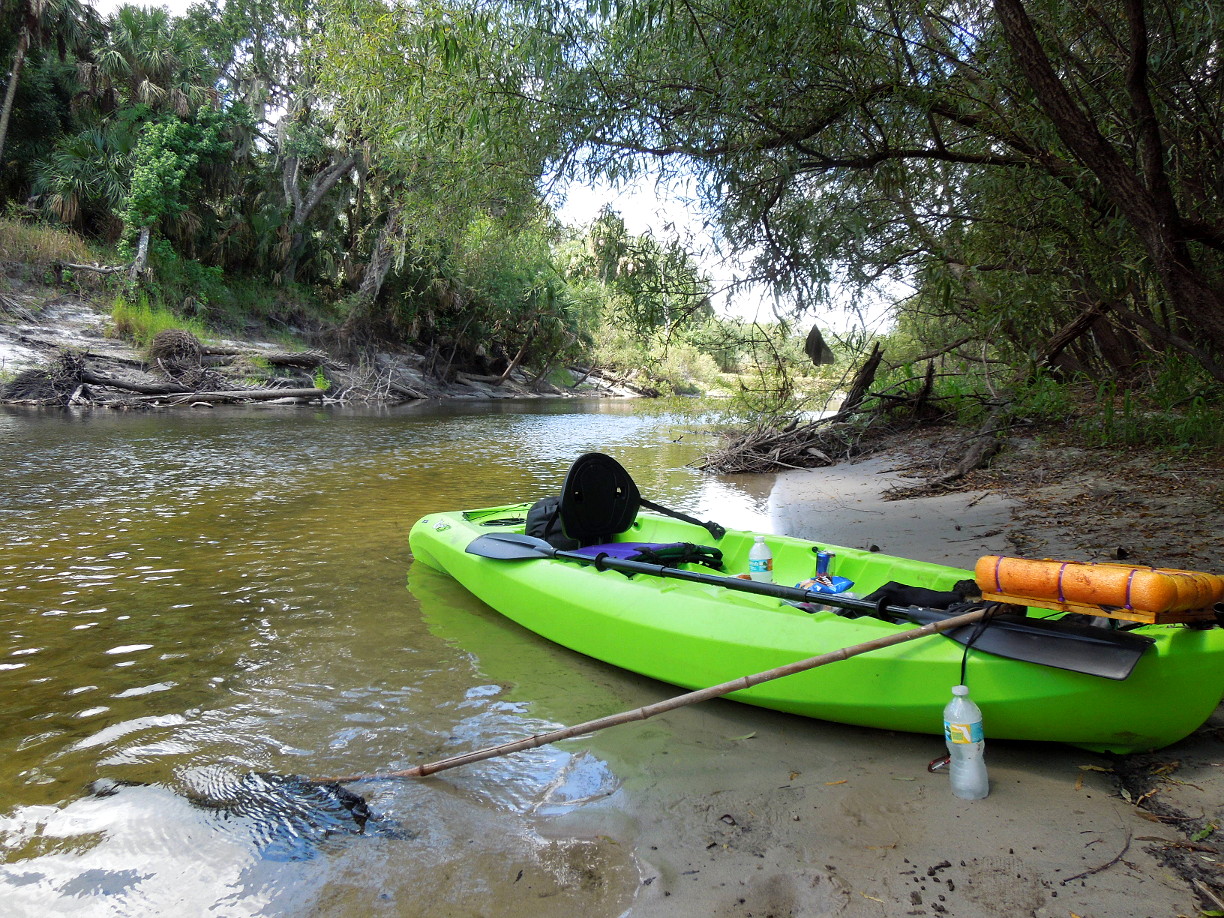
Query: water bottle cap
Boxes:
[{"xmin": 952, "ymin": 685, "xmax": 969, "ymax": 696}]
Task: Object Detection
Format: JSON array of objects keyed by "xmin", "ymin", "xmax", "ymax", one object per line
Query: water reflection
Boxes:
[{"xmin": 0, "ymin": 399, "xmax": 771, "ymax": 916}]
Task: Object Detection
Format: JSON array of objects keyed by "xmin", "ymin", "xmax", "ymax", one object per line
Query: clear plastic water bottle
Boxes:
[
  {"xmin": 943, "ymin": 685, "xmax": 989, "ymax": 799},
  {"xmin": 748, "ymin": 536, "xmax": 773, "ymax": 582}
]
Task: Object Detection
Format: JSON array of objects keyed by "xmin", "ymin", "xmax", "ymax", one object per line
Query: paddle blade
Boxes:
[
  {"xmin": 466, "ymin": 532, "xmax": 557, "ymax": 560},
  {"xmin": 905, "ymin": 608, "xmax": 1153, "ymax": 680}
]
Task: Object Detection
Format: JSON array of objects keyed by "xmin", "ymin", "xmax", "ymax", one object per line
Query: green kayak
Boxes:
[{"xmin": 409, "ymin": 474, "xmax": 1224, "ymax": 754}]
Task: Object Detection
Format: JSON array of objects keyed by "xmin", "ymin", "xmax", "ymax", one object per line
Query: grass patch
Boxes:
[
  {"xmin": 1078, "ymin": 385, "xmax": 1224, "ymax": 452},
  {"xmin": 110, "ymin": 295, "xmax": 209, "ymax": 350},
  {"xmin": 0, "ymin": 217, "xmax": 98, "ymax": 265}
]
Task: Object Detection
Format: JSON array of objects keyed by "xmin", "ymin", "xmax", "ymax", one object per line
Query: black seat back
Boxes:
[{"xmin": 558, "ymin": 452, "xmax": 641, "ymax": 546}]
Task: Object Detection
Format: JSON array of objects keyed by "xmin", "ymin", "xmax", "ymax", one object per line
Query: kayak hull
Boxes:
[{"xmin": 409, "ymin": 505, "xmax": 1224, "ymax": 753}]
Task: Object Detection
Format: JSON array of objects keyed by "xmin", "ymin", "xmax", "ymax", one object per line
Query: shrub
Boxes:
[{"xmin": 110, "ymin": 294, "xmax": 209, "ymax": 349}]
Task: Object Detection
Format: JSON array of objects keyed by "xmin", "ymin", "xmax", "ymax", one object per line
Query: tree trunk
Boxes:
[
  {"xmin": 341, "ymin": 207, "xmax": 401, "ymax": 341},
  {"xmin": 1039, "ymin": 302, "xmax": 1110, "ymax": 372},
  {"xmin": 0, "ymin": 28, "xmax": 30, "ymax": 170},
  {"xmin": 496, "ymin": 332, "xmax": 535, "ymax": 385},
  {"xmin": 280, "ymin": 150, "xmax": 358, "ymax": 284},
  {"xmin": 841, "ymin": 342, "xmax": 884, "ymax": 415},
  {"xmin": 128, "ymin": 227, "xmax": 151, "ymax": 283},
  {"xmin": 531, "ymin": 333, "xmax": 578, "ymax": 388},
  {"xmin": 993, "ymin": 0, "xmax": 1224, "ymax": 360}
]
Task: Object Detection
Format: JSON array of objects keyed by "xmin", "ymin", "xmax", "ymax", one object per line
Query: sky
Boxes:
[
  {"xmin": 88, "ymin": 0, "xmax": 194, "ymax": 13},
  {"xmin": 549, "ymin": 174, "xmax": 764, "ymax": 320}
]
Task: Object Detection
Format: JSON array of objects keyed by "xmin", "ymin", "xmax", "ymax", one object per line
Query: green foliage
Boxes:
[
  {"xmin": 9, "ymin": 0, "xmax": 1224, "ymax": 417},
  {"xmin": 141, "ymin": 244, "xmax": 228, "ymax": 312},
  {"xmin": 315, "ymin": 0, "xmax": 555, "ymax": 254},
  {"xmin": 562, "ymin": 208, "xmax": 713, "ymax": 336},
  {"xmin": 109, "ymin": 293, "xmax": 208, "ymax": 347},
  {"xmin": 1012, "ymin": 370, "xmax": 1072, "ymax": 422},
  {"xmin": 120, "ymin": 109, "xmax": 234, "ymax": 246},
  {"xmin": 589, "ymin": 321, "xmax": 721, "ymax": 395},
  {"xmin": 530, "ymin": 0, "xmax": 1224, "ymax": 387},
  {"xmin": 1077, "ymin": 364, "xmax": 1224, "ymax": 452}
]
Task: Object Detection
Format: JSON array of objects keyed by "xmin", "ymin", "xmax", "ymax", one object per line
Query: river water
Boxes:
[{"xmin": 0, "ymin": 399, "xmax": 775, "ymax": 916}]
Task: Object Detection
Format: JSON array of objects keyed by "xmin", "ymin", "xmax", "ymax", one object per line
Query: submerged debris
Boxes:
[{"xmin": 86, "ymin": 772, "xmax": 407, "ymax": 861}]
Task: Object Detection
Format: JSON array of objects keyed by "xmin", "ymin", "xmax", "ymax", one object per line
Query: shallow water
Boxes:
[{"xmin": 0, "ymin": 399, "xmax": 773, "ymax": 916}]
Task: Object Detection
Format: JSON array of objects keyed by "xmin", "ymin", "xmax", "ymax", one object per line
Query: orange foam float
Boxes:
[{"xmin": 974, "ymin": 555, "xmax": 1224, "ymax": 624}]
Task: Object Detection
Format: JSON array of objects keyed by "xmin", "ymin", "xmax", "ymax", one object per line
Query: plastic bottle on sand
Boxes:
[
  {"xmin": 748, "ymin": 536, "xmax": 773, "ymax": 583},
  {"xmin": 943, "ymin": 685, "xmax": 989, "ymax": 799}
]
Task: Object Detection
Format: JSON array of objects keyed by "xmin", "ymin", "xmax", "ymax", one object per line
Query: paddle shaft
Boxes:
[
  {"xmin": 317, "ymin": 606, "xmax": 987, "ymax": 784},
  {"xmin": 475, "ymin": 535, "xmax": 925, "ymax": 620},
  {"xmin": 555, "ymin": 547, "xmax": 888, "ymax": 610}
]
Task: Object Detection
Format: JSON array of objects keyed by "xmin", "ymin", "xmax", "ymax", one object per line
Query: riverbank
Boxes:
[{"xmin": 0, "ymin": 285, "xmax": 647, "ymax": 405}]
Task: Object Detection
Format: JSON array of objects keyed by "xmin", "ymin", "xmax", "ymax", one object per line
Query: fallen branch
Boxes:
[
  {"xmin": 1194, "ymin": 879, "xmax": 1224, "ymax": 912},
  {"xmin": 1060, "ymin": 832, "xmax": 1131, "ymax": 885},
  {"xmin": 1135, "ymin": 836, "xmax": 1221, "ymax": 855},
  {"xmin": 931, "ymin": 404, "xmax": 1010, "ymax": 483},
  {"xmin": 201, "ymin": 346, "xmax": 347, "ymax": 370},
  {"xmin": 139, "ymin": 387, "xmax": 327, "ymax": 404},
  {"xmin": 54, "ymin": 260, "xmax": 131, "ymax": 277},
  {"xmin": 884, "ymin": 403, "xmax": 1012, "ymax": 497},
  {"xmin": 80, "ymin": 368, "xmax": 192, "ymax": 395}
]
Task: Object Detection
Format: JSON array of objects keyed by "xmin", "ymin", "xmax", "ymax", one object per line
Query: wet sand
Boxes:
[{"xmin": 475, "ymin": 453, "xmax": 1224, "ymax": 918}]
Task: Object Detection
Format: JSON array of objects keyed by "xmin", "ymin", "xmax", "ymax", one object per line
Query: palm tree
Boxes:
[
  {"xmin": 77, "ymin": 5, "xmax": 217, "ymax": 117},
  {"xmin": 33, "ymin": 122, "xmax": 136, "ymax": 239},
  {"xmin": 0, "ymin": 0, "xmax": 101, "ymax": 169}
]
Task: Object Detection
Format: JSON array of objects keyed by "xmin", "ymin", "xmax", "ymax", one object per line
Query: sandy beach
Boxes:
[{"xmin": 493, "ymin": 446, "xmax": 1224, "ymax": 918}]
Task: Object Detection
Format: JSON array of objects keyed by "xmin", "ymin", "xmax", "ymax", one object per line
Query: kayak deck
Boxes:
[{"xmin": 409, "ymin": 504, "xmax": 1224, "ymax": 753}]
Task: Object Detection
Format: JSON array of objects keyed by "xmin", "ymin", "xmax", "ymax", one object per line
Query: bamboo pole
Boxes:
[{"xmin": 316, "ymin": 606, "xmax": 987, "ymax": 784}]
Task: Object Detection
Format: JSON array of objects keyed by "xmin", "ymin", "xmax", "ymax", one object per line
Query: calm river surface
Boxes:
[{"xmin": 0, "ymin": 399, "xmax": 774, "ymax": 916}]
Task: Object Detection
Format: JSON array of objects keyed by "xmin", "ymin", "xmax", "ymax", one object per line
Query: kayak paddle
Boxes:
[{"xmin": 464, "ymin": 532, "xmax": 1153, "ymax": 680}]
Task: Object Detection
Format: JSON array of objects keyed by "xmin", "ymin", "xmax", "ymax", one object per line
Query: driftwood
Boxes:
[
  {"xmin": 201, "ymin": 346, "xmax": 347, "ymax": 371},
  {"xmin": 133, "ymin": 387, "xmax": 327, "ymax": 405},
  {"xmin": 937, "ymin": 404, "xmax": 1011, "ymax": 482},
  {"xmin": 80, "ymin": 368, "xmax": 192, "ymax": 395},
  {"xmin": 696, "ymin": 408, "xmax": 876, "ymax": 473},
  {"xmin": 841, "ymin": 342, "xmax": 884, "ymax": 414},
  {"xmin": 698, "ymin": 344, "xmax": 893, "ymax": 473},
  {"xmin": 53, "ymin": 260, "xmax": 130, "ymax": 278},
  {"xmin": 883, "ymin": 403, "xmax": 1013, "ymax": 498},
  {"xmin": 579, "ymin": 366, "xmax": 660, "ymax": 397}
]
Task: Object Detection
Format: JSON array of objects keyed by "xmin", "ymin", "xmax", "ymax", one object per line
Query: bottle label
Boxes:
[
  {"xmin": 749, "ymin": 558, "xmax": 773, "ymax": 573},
  {"xmin": 945, "ymin": 721, "xmax": 984, "ymax": 744}
]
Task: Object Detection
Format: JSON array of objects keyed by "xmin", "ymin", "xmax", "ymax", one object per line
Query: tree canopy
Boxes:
[{"xmin": 3, "ymin": 0, "xmax": 1223, "ymax": 406}]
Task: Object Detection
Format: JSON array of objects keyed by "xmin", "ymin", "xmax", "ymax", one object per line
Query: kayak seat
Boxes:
[
  {"xmin": 559, "ymin": 452, "xmax": 639, "ymax": 546},
  {"xmin": 557, "ymin": 452, "xmax": 727, "ymax": 547}
]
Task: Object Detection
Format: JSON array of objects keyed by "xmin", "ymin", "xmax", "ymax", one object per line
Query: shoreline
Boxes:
[{"xmin": 0, "ymin": 296, "xmax": 648, "ymax": 405}]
